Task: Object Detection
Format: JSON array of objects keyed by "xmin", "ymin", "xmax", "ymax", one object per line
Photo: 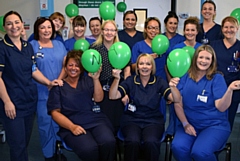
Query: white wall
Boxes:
[
  {"xmin": 54, "ymin": 0, "xmax": 171, "ymax": 35},
  {"xmin": 0, "ymin": 0, "xmax": 39, "ymax": 38},
  {"xmin": 0, "ymin": 0, "xmax": 239, "ymax": 38}
]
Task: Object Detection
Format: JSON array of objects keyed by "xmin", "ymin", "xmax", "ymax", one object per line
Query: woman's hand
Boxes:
[
  {"xmin": 48, "ymin": 79, "xmax": 63, "ymax": 90},
  {"xmin": 88, "ymin": 66, "xmax": 102, "ymax": 80},
  {"xmin": 229, "ymin": 80, "xmax": 240, "ymax": 91},
  {"xmin": 169, "ymin": 77, "xmax": 180, "ymax": 87},
  {"xmin": 149, "ymin": 53, "xmax": 159, "ymax": 59},
  {"xmin": 184, "ymin": 123, "xmax": 197, "ymax": 137},
  {"xmin": 4, "ymin": 101, "xmax": 16, "ymax": 119},
  {"xmin": 112, "ymin": 69, "xmax": 122, "ymax": 79},
  {"xmin": 121, "ymin": 95, "xmax": 129, "ymax": 106},
  {"xmin": 70, "ymin": 124, "xmax": 86, "ymax": 136}
]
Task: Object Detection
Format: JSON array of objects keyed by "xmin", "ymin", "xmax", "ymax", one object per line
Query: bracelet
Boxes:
[{"xmin": 182, "ymin": 121, "xmax": 189, "ymax": 127}]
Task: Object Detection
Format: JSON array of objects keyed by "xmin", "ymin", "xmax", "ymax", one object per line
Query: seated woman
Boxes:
[
  {"xmin": 109, "ymin": 53, "xmax": 181, "ymax": 161},
  {"xmin": 47, "ymin": 50, "xmax": 116, "ymax": 161},
  {"xmin": 171, "ymin": 45, "xmax": 240, "ymax": 161}
]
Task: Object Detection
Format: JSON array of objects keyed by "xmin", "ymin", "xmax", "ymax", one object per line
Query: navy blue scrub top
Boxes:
[
  {"xmin": 118, "ymin": 75, "xmax": 171, "ymax": 127},
  {"xmin": 47, "ymin": 76, "xmax": 111, "ymax": 138},
  {"xmin": 0, "ymin": 34, "xmax": 38, "ymax": 117}
]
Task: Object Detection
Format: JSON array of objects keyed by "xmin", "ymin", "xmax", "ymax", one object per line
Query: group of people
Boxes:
[{"xmin": 0, "ymin": 1, "xmax": 240, "ymax": 161}]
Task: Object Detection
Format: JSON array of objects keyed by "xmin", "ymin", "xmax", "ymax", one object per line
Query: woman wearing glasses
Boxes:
[
  {"xmin": 64, "ymin": 15, "xmax": 95, "ymax": 52},
  {"xmin": 90, "ymin": 20, "xmax": 131, "ymax": 134},
  {"xmin": 29, "ymin": 17, "xmax": 67, "ymax": 161}
]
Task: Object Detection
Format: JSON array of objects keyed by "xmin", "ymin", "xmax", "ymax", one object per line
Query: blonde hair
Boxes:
[
  {"xmin": 135, "ymin": 53, "xmax": 156, "ymax": 75},
  {"xmin": 188, "ymin": 45, "xmax": 217, "ymax": 81},
  {"xmin": 93, "ymin": 20, "xmax": 119, "ymax": 46}
]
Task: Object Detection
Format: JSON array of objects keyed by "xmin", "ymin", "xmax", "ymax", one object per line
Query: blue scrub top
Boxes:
[
  {"xmin": 64, "ymin": 37, "xmax": 95, "ymax": 52},
  {"xmin": 163, "ymin": 33, "xmax": 185, "ymax": 56},
  {"xmin": 30, "ymin": 40, "xmax": 67, "ymax": 101},
  {"xmin": 118, "ymin": 75, "xmax": 171, "ymax": 127},
  {"xmin": 0, "ymin": 35, "xmax": 38, "ymax": 117},
  {"xmin": 172, "ymin": 41, "xmax": 202, "ymax": 50},
  {"xmin": 131, "ymin": 40, "xmax": 167, "ymax": 80},
  {"xmin": 28, "ymin": 32, "xmax": 64, "ymax": 44},
  {"xmin": 196, "ymin": 23, "xmax": 223, "ymax": 44},
  {"xmin": 178, "ymin": 73, "xmax": 230, "ymax": 132},
  {"xmin": 47, "ymin": 76, "xmax": 111, "ymax": 138},
  {"xmin": 118, "ymin": 30, "xmax": 144, "ymax": 50}
]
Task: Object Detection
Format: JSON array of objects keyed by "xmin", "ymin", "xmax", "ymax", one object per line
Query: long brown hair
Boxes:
[{"xmin": 188, "ymin": 45, "xmax": 217, "ymax": 81}]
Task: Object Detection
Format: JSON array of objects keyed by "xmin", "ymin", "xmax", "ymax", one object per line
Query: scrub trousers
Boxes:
[
  {"xmin": 2, "ymin": 112, "xmax": 35, "ymax": 161},
  {"xmin": 171, "ymin": 126, "xmax": 230, "ymax": 161},
  {"xmin": 37, "ymin": 100, "xmax": 60, "ymax": 158}
]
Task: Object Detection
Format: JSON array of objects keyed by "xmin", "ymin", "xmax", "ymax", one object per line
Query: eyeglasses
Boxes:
[
  {"xmin": 103, "ymin": 28, "xmax": 116, "ymax": 33},
  {"xmin": 147, "ymin": 26, "xmax": 159, "ymax": 30}
]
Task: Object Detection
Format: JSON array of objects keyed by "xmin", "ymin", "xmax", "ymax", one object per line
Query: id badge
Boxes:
[
  {"xmin": 103, "ymin": 84, "xmax": 110, "ymax": 91},
  {"xmin": 196, "ymin": 95, "xmax": 208, "ymax": 103},
  {"xmin": 128, "ymin": 104, "xmax": 136, "ymax": 112},
  {"xmin": 227, "ymin": 65, "xmax": 239, "ymax": 72},
  {"xmin": 92, "ymin": 105, "xmax": 101, "ymax": 113},
  {"xmin": 201, "ymin": 38, "xmax": 209, "ymax": 44},
  {"xmin": 32, "ymin": 64, "xmax": 37, "ymax": 72}
]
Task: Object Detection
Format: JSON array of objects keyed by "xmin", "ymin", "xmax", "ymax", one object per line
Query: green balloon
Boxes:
[
  {"xmin": 65, "ymin": 4, "xmax": 79, "ymax": 18},
  {"xmin": 167, "ymin": 49, "xmax": 191, "ymax": 77},
  {"xmin": 0, "ymin": 16, "xmax": 5, "ymax": 32},
  {"xmin": 99, "ymin": 1, "xmax": 116, "ymax": 20},
  {"xmin": 152, "ymin": 34, "xmax": 169, "ymax": 55},
  {"xmin": 117, "ymin": 2, "xmax": 127, "ymax": 12},
  {"xmin": 230, "ymin": 8, "xmax": 240, "ymax": 23},
  {"xmin": 182, "ymin": 46, "xmax": 195, "ymax": 60},
  {"xmin": 81, "ymin": 49, "xmax": 102, "ymax": 73},
  {"xmin": 74, "ymin": 39, "xmax": 90, "ymax": 52},
  {"xmin": 108, "ymin": 42, "xmax": 131, "ymax": 69}
]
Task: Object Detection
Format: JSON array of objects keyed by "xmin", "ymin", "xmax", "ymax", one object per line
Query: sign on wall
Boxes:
[{"xmin": 73, "ymin": 0, "xmax": 115, "ymax": 8}]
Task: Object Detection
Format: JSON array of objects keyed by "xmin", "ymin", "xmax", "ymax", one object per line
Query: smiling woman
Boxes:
[
  {"xmin": 90, "ymin": 20, "xmax": 131, "ymax": 135},
  {"xmin": 29, "ymin": 17, "xmax": 67, "ymax": 161},
  {"xmin": 118, "ymin": 10, "xmax": 144, "ymax": 50},
  {"xmin": 109, "ymin": 53, "xmax": 181, "ymax": 161}
]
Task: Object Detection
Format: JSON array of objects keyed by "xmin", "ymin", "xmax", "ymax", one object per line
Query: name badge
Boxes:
[
  {"xmin": 92, "ymin": 105, "xmax": 101, "ymax": 113},
  {"xmin": 197, "ymin": 95, "xmax": 208, "ymax": 103},
  {"xmin": 128, "ymin": 104, "xmax": 136, "ymax": 112}
]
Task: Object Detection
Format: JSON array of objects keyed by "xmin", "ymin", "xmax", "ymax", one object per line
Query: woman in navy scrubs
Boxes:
[
  {"xmin": 47, "ymin": 50, "xmax": 115, "ymax": 161},
  {"xmin": 171, "ymin": 45, "xmax": 240, "ymax": 161},
  {"xmin": 118, "ymin": 10, "xmax": 144, "ymax": 50},
  {"xmin": 196, "ymin": 1, "xmax": 223, "ymax": 44},
  {"xmin": 0, "ymin": 11, "xmax": 61, "ymax": 161},
  {"xmin": 210, "ymin": 16, "xmax": 240, "ymax": 130},
  {"xmin": 109, "ymin": 53, "xmax": 181, "ymax": 161}
]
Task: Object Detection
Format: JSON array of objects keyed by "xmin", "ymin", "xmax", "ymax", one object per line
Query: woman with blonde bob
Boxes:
[
  {"xmin": 172, "ymin": 45, "xmax": 240, "ymax": 161},
  {"xmin": 90, "ymin": 20, "xmax": 131, "ymax": 133},
  {"xmin": 109, "ymin": 53, "xmax": 181, "ymax": 161}
]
